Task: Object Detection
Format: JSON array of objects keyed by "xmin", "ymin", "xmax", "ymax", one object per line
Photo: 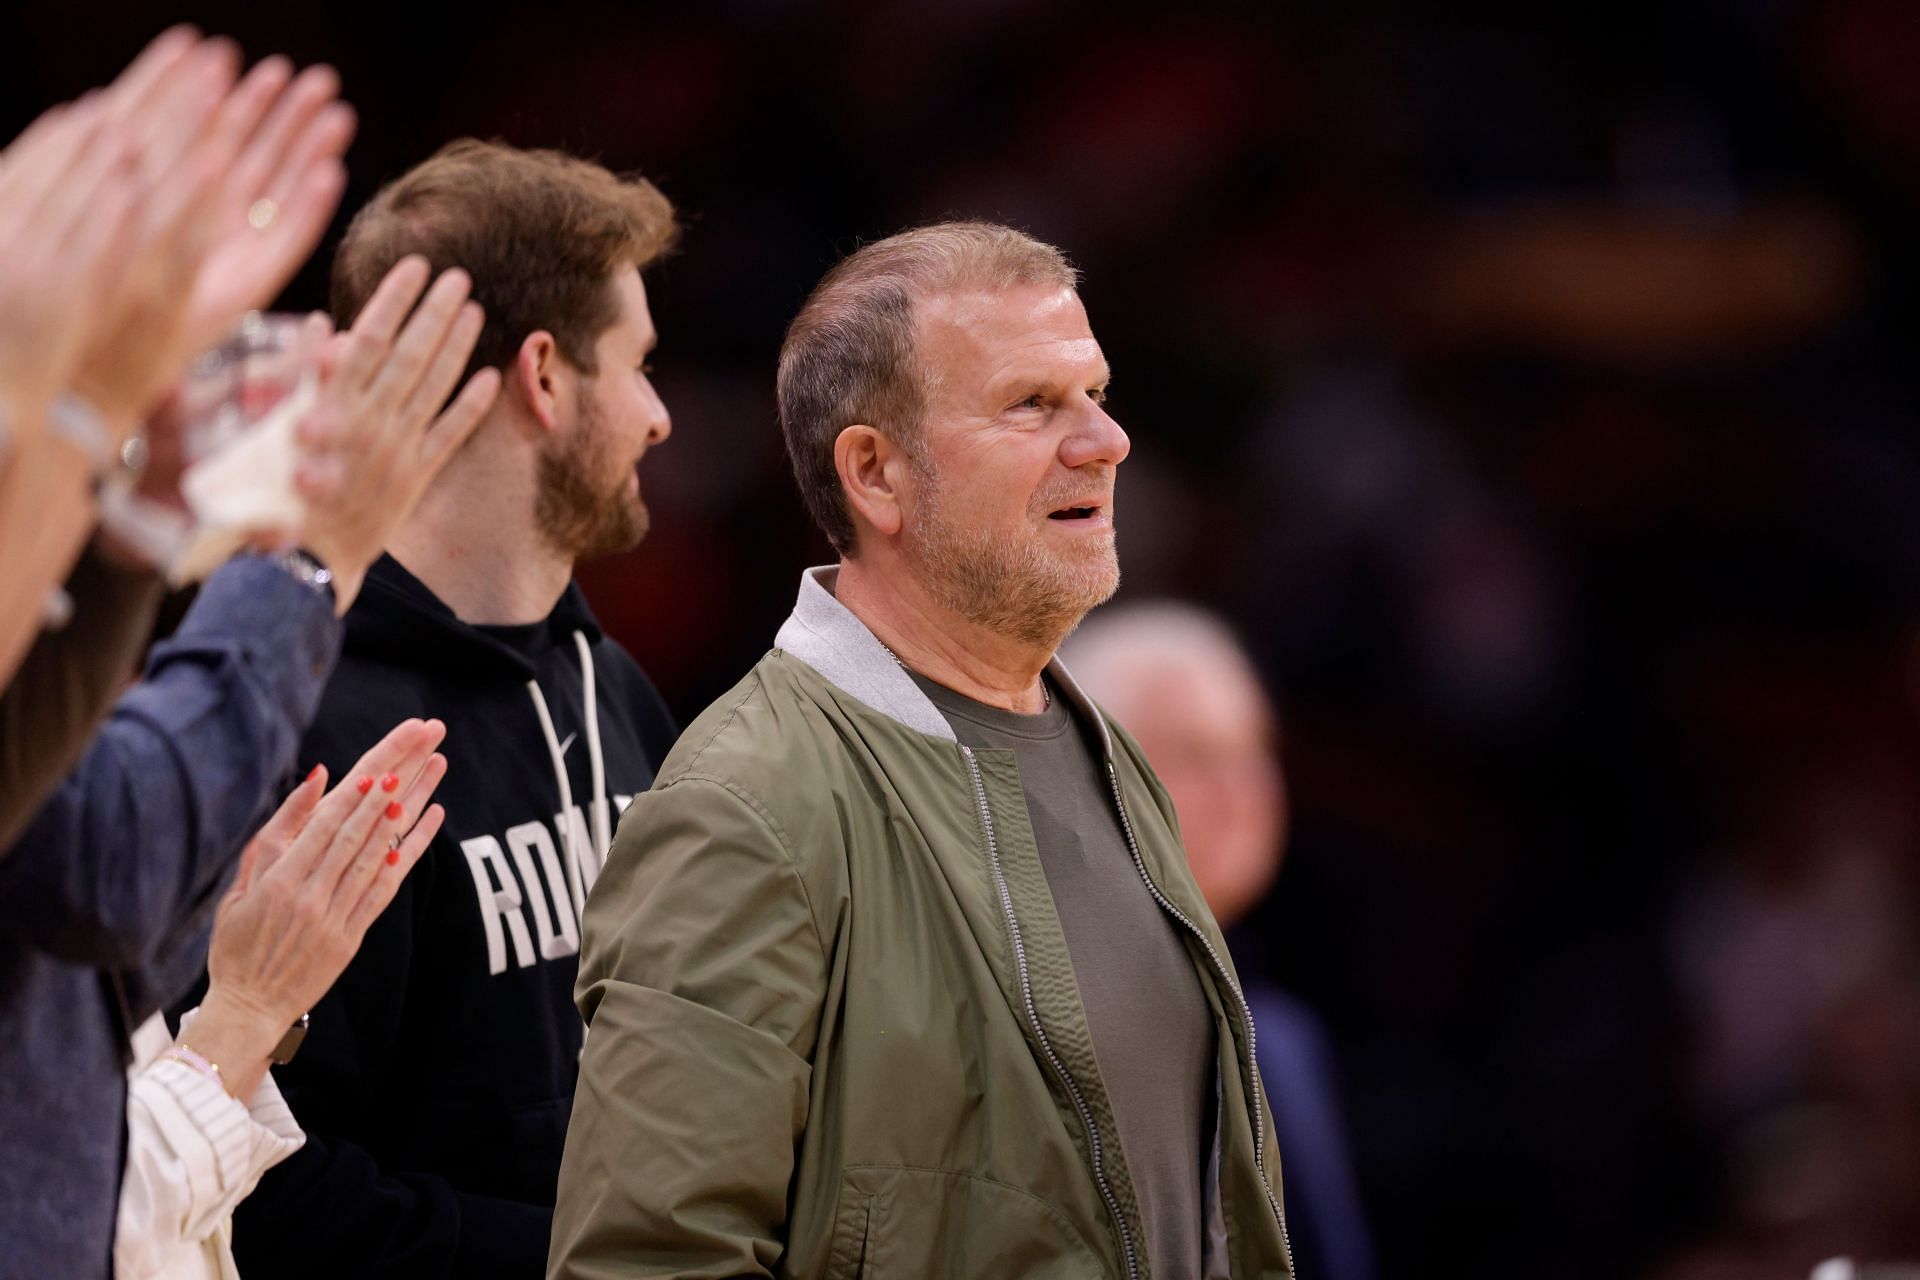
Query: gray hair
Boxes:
[{"xmin": 1065, "ymin": 601, "xmax": 1274, "ymax": 727}]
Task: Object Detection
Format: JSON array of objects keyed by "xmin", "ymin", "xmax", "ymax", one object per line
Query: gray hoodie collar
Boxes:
[{"xmin": 774, "ymin": 564, "xmax": 1116, "ymax": 758}]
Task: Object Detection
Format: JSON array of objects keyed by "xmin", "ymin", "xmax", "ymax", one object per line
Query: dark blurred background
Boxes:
[{"xmin": 10, "ymin": 1, "xmax": 1920, "ymax": 1275}]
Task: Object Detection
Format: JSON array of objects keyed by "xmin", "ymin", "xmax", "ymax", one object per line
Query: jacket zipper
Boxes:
[
  {"xmin": 1107, "ymin": 761, "xmax": 1298, "ymax": 1278},
  {"xmin": 961, "ymin": 745, "xmax": 1141, "ymax": 1280}
]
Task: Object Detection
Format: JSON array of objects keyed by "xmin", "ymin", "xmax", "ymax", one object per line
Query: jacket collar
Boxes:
[{"xmin": 774, "ymin": 564, "xmax": 1116, "ymax": 759}]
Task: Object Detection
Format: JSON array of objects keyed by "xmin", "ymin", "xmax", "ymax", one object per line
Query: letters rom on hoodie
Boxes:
[{"xmin": 459, "ymin": 790, "xmax": 636, "ymax": 976}]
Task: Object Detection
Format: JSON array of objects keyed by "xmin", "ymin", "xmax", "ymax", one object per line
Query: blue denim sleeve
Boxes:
[{"xmin": 0, "ymin": 555, "xmax": 342, "ymax": 969}]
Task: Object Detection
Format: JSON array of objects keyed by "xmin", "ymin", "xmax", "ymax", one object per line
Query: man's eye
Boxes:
[
  {"xmin": 1018, "ymin": 393, "xmax": 1045, "ymax": 410},
  {"xmin": 1089, "ymin": 387, "xmax": 1108, "ymax": 405},
  {"xmin": 637, "ymin": 362, "xmax": 655, "ymax": 376}
]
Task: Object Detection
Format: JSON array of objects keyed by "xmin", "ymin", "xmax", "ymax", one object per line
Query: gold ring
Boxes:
[{"xmin": 247, "ymin": 198, "xmax": 277, "ymax": 231}]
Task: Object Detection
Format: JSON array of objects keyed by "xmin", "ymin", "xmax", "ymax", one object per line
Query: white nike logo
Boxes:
[{"xmin": 558, "ymin": 732, "xmax": 577, "ymax": 758}]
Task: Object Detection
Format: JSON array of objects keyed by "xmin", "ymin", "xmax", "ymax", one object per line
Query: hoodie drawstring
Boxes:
[
  {"xmin": 526, "ymin": 630, "xmax": 605, "ymax": 941},
  {"xmin": 573, "ymin": 631, "xmax": 609, "ymax": 860}
]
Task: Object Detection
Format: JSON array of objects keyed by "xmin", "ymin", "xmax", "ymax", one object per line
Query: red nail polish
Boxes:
[
  {"xmin": 355, "ymin": 776, "xmax": 373, "ymax": 795},
  {"xmin": 306, "ymin": 765, "xmax": 323, "ymax": 784},
  {"xmin": 385, "ymin": 849, "xmax": 401, "ymax": 866},
  {"xmin": 380, "ymin": 773, "xmax": 400, "ymax": 792},
  {"xmin": 385, "ymin": 801, "xmax": 403, "ymax": 821}
]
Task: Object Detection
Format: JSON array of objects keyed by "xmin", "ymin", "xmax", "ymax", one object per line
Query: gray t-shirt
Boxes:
[{"xmin": 910, "ymin": 670, "xmax": 1214, "ymax": 1280}]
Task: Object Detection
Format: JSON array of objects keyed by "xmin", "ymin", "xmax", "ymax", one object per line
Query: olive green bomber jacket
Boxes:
[{"xmin": 549, "ymin": 567, "xmax": 1294, "ymax": 1279}]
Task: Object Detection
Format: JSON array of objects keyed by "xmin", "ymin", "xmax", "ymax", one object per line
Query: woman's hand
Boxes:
[{"xmin": 180, "ymin": 717, "xmax": 448, "ymax": 1098}]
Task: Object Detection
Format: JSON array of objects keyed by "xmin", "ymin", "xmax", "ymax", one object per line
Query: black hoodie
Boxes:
[{"xmin": 231, "ymin": 554, "xmax": 677, "ymax": 1278}]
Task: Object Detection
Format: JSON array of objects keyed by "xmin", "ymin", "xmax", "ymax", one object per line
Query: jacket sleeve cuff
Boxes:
[{"xmin": 165, "ymin": 554, "xmax": 342, "ymax": 729}]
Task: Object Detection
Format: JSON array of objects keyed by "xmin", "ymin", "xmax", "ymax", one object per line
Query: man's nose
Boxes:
[
  {"xmin": 645, "ymin": 386, "xmax": 672, "ymax": 446},
  {"xmin": 1060, "ymin": 398, "xmax": 1130, "ymax": 469}
]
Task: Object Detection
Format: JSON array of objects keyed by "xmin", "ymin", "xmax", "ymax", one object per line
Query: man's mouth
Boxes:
[{"xmin": 1047, "ymin": 501, "xmax": 1107, "ymax": 523}]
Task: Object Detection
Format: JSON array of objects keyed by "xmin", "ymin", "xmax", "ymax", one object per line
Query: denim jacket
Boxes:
[{"xmin": 0, "ymin": 555, "xmax": 341, "ymax": 1280}]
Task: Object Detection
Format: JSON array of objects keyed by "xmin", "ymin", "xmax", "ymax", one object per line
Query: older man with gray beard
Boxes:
[{"xmin": 551, "ymin": 221, "xmax": 1295, "ymax": 1280}]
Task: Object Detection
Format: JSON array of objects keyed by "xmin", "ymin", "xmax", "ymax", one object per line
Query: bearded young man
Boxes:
[
  {"xmin": 550, "ymin": 222, "xmax": 1295, "ymax": 1280},
  {"xmin": 227, "ymin": 140, "xmax": 682, "ymax": 1278}
]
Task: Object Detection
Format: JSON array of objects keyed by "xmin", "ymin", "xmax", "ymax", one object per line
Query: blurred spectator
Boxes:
[
  {"xmin": 1662, "ymin": 706, "xmax": 1920, "ymax": 1279},
  {"xmin": 1067, "ymin": 601, "xmax": 1377, "ymax": 1280},
  {"xmin": 0, "ymin": 146, "xmax": 497, "ymax": 1280},
  {"xmin": 0, "ymin": 28, "xmax": 353, "ymax": 690},
  {"xmin": 0, "ymin": 27, "xmax": 355, "ymax": 847}
]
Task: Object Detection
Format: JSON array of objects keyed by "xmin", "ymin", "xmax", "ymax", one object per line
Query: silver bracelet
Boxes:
[{"xmin": 272, "ymin": 547, "xmax": 336, "ymax": 605}]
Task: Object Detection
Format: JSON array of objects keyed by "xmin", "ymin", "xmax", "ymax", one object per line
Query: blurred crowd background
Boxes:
[{"xmin": 11, "ymin": 1, "xmax": 1919, "ymax": 1276}]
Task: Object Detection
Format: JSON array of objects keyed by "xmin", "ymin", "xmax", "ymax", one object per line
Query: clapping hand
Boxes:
[
  {"xmin": 66, "ymin": 28, "xmax": 355, "ymax": 436},
  {"xmin": 182, "ymin": 718, "xmax": 449, "ymax": 1099},
  {"xmin": 291, "ymin": 257, "xmax": 503, "ymax": 613}
]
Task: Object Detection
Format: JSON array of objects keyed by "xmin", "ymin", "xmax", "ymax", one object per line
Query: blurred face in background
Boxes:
[
  {"xmin": 1100, "ymin": 645, "xmax": 1288, "ymax": 930},
  {"xmin": 535, "ymin": 268, "xmax": 672, "ymax": 562},
  {"xmin": 900, "ymin": 283, "xmax": 1129, "ymax": 647}
]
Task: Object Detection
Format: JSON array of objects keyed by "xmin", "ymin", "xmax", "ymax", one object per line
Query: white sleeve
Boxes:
[{"xmin": 115, "ymin": 1027, "xmax": 306, "ymax": 1280}]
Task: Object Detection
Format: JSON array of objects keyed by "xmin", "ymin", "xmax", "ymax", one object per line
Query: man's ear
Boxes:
[
  {"xmin": 834, "ymin": 424, "xmax": 911, "ymax": 540},
  {"xmin": 511, "ymin": 331, "xmax": 563, "ymax": 432}
]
